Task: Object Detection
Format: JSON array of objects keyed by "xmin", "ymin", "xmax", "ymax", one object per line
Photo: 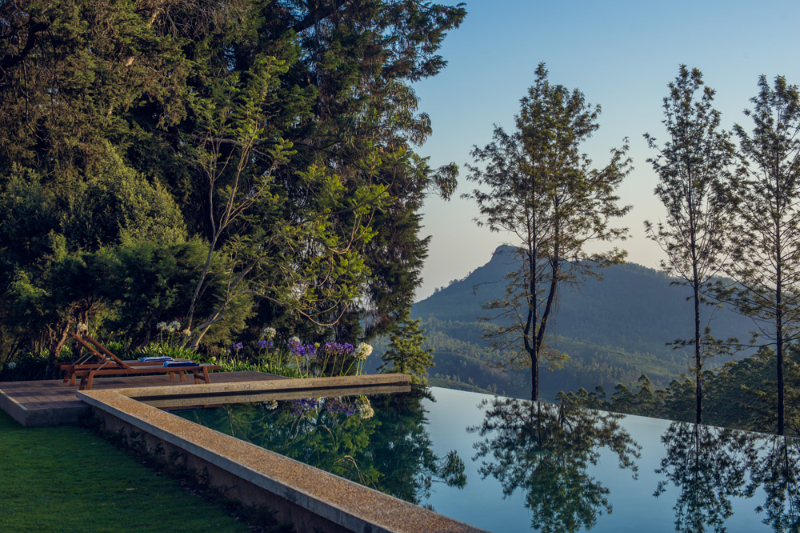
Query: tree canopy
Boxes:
[
  {"xmin": 0, "ymin": 0, "xmax": 466, "ymax": 363},
  {"xmin": 465, "ymin": 63, "xmax": 631, "ymax": 401}
]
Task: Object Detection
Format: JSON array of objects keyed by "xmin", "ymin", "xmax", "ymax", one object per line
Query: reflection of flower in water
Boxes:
[
  {"xmin": 357, "ymin": 396, "xmax": 374, "ymax": 419},
  {"xmin": 290, "ymin": 398, "xmax": 319, "ymax": 416},
  {"xmin": 325, "ymin": 398, "xmax": 356, "ymax": 417},
  {"xmin": 288, "ymin": 396, "xmax": 375, "ymax": 419}
]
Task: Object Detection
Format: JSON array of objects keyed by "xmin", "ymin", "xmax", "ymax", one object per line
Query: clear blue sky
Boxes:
[{"xmin": 413, "ymin": 0, "xmax": 800, "ymax": 301}]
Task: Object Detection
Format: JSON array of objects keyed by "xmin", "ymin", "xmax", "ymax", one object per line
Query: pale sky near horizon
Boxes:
[{"xmin": 411, "ymin": 0, "xmax": 800, "ymax": 301}]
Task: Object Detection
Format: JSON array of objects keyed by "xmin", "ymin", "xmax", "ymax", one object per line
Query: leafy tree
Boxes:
[
  {"xmin": 644, "ymin": 65, "xmax": 738, "ymax": 425},
  {"xmin": 465, "ymin": 63, "xmax": 631, "ymax": 401},
  {"xmin": 0, "ymin": 154, "xmax": 191, "ymax": 366},
  {"xmin": 379, "ymin": 316, "xmax": 434, "ymax": 384},
  {"xmin": 724, "ymin": 75, "xmax": 800, "ymax": 436}
]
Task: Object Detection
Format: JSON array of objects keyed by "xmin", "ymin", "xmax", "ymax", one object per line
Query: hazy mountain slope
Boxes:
[
  {"xmin": 366, "ymin": 317, "xmax": 690, "ymax": 401},
  {"xmin": 412, "ymin": 246, "xmax": 754, "ymax": 359}
]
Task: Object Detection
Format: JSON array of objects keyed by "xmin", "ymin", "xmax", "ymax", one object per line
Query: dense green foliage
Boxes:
[
  {"xmin": 366, "ymin": 316, "xmax": 688, "ymax": 401},
  {"xmin": 560, "ymin": 345, "xmax": 800, "ymax": 437},
  {"xmin": 0, "ymin": 410, "xmax": 252, "ymax": 532},
  {"xmin": 378, "ymin": 316, "xmax": 434, "ymax": 384},
  {"xmin": 0, "ymin": 0, "xmax": 465, "ymax": 367}
]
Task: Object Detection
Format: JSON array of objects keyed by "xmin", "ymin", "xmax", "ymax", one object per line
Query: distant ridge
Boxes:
[{"xmin": 412, "ymin": 245, "xmax": 752, "ymax": 360}]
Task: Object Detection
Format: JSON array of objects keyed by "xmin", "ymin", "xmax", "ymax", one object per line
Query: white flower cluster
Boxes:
[
  {"xmin": 76, "ymin": 323, "xmax": 88, "ymax": 333},
  {"xmin": 7, "ymin": 362, "xmax": 16, "ymax": 370},
  {"xmin": 157, "ymin": 321, "xmax": 182, "ymax": 333},
  {"xmin": 356, "ymin": 396, "xmax": 374, "ymax": 420},
  {"xmin": 289, "ymin": 336, "xmax": 300, "ymax": 343},
  {"xmin": 263, "ymin": 327, "xmax": 277, "ymax": 341},
  {"xmin": 262, "ymin": 400, "xmax": 278, "ymax": 410},
  {"xmin": 354, "ymin": 342, "xmax": 373, "ymax": 361},
  {"xmin": 182, "ymin": 328, "xmax": 192, "ymax": 337}
]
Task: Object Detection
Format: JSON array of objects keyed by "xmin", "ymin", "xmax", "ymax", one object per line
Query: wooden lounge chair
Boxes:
[{"xmin": 61, "ymin": 333, "xmax": 220, "ymax": 391}]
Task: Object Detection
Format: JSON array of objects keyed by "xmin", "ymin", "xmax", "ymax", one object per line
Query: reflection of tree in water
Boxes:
[
  {"xmin": 369, "ymin": 390, "xmax": 466, "ymax": 505},
  {"xmin": 655, "ymin": 422, "xmax": 758, "ymax": 533},
  {"xmin": 182, "ymin": 389, "xmax": 465, "ymax": 505},
  {"xmin": 747, "ymin": 436, "xmax": 800, "ymax": 532},
  {"xmin": 469, "ymin": 398, "xmax": 640, "ymax": 533}
]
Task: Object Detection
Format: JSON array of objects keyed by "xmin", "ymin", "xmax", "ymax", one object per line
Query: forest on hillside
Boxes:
[{"xmin": 367, "ymin": 315, "xmax": 690, "ymax": 401}]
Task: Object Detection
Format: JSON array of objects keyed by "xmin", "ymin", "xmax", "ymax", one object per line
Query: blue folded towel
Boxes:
[
  {"xmin": 139, "ymin": 356, "xmax": 173, "ymax": 362},
  {"xmin": 163, "ymin": 360, "xmax": 200, "ymax": 367}
]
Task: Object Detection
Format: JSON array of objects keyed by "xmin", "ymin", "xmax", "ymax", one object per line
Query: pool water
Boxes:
[{"xmin": 176, "ymin": 387, "xmax": 800, "ymax": 532}]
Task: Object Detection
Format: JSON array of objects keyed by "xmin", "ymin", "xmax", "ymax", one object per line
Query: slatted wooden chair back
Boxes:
[{"xmin": 67, "ymin": 333, "xmax": 131, "ymax": 370}]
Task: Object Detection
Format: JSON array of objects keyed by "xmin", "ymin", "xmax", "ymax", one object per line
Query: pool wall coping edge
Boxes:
[{"xmin": 78, "ymin": 375, "xmax": 487, "ymax": 533}]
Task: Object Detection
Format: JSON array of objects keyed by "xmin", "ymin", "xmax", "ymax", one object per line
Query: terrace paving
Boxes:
[{"xmin": 0, "ymin": 371, "xmax": 288, "ymax": 427}]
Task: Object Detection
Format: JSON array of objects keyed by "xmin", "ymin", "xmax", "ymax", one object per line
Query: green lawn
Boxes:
[{"xmin": 0, "ymin": 410, "xmax": 253, "ymax": 533}]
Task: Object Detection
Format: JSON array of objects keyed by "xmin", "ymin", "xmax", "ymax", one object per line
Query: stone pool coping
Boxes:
[{"xmin": 78, "ymin": 374, "xmax": 488, "ymax": 533}]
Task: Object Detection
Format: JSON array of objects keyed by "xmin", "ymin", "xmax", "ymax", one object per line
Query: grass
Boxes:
[{"xmin": 0, "ymin": 410, "xmax": 252, "ymax": 533}]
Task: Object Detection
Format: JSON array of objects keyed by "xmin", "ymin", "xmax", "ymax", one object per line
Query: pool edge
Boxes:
[{"xmin": 78, "ymin": 375, "xmax": 488, "ymax": 533}]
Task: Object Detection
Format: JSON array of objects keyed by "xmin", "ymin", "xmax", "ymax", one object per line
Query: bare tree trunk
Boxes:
[
  {"xmin": 47, "ymin": 324, "xmax": 70, "ymax": 374},
  {"xmin": 776, "ymin": 256, "xmax": 785, "ymax": 436},
  {"xmin": 693, "ymin": 275, "xmax": 702, "ymax": 426},
  {"xmin": 533, "ymin": 259, "xmax": 559, "ymax": 403}
]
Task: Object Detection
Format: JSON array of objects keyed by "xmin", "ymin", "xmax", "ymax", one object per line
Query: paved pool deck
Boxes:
[{"xmin": 0, "ymin": 371, "xmax": 289, "ymax": 427}]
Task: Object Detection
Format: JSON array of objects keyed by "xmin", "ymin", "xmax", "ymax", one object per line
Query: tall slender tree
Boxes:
[
  {"xmin": 725, "ymin": 75, "xmax": 800, "ymax": 436},
  {"xmin": 465, "ymin": 63, "xmax": 631, "ymax": 402},
  {"xmin": 643, "ymin": 65, "xmax": 737, "ymax": 426}
]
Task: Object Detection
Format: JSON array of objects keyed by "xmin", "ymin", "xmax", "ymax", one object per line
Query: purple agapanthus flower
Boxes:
[
  {"xmin": 322, "ymin": 342, "xmax": 355, "ymax": 356},
  {"xmin": 257, "ymin": 340, "xmax": 268, "ymax": 349},
  {"xmin": 288, "ymin": 341, "xmax": 317, "ymax": 357}
]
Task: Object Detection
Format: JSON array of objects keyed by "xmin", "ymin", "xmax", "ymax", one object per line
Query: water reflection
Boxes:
[
  {"xmin": 176, "ymin": 387, "xmax": 800, "ymax": 532},
  {"xmin": 469, "ymin": 398, "xmax": 641, "ymax": 533},
  {"xmin": 181, "ymin": 389, "xmax": 466, "ymax": 506},
  {"xmin": 654, "ymin": 423, "xmax": 758, "ymax": 532},
  {"xmin": 655, "ymin": 422, "xmax": 800, "ymax": 533},
  {"xmin": 748, "ymin": 435, "xmax": 800, "ymax": 532}
]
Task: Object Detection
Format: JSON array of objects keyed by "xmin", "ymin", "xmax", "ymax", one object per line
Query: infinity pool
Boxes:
[{"xmin": 176, "ymin": 387, "xmax": 799, "ymax": 533}]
